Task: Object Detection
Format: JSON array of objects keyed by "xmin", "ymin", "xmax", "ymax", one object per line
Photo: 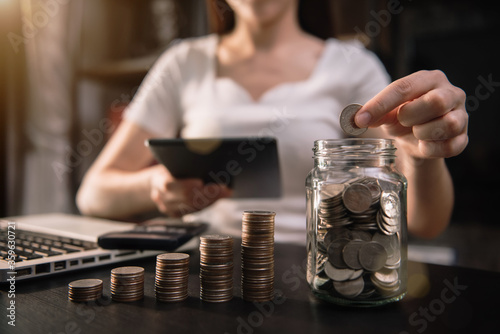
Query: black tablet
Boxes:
[{"xmin": 146, "ymin": 137, "xmax": 282, "ymax": 198}]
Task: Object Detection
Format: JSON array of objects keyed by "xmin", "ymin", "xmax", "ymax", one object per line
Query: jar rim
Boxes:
[
  {"xmin": 313, "ymin": 138, "xmax": 396, "ymax": 160},
  {"xmin": 314, "ymin": 138, "xmax": 394, "ymax": 148}
]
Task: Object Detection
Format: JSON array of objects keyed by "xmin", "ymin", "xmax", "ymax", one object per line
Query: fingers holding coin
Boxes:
[
  {"xmin": 346, "ymin": 70, "xmax": 469, "ymax": 159},
  {"xmin": 354, "ymin": 70, "xmax": 448, "ymax": 128}
]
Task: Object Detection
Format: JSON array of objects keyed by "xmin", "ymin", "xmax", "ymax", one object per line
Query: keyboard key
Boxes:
[
  {"xmin": 1, "ymin": 228, "xmax": 94, "ymax": 261},
  {"xmin": 27, "ymin": 253, "xmax": 43, "ymax": 260}
]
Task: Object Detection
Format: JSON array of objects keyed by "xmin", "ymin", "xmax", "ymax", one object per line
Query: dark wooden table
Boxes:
[{"xmin": 1, "ymin": 241, "xmax": 498, "ymax": 334}]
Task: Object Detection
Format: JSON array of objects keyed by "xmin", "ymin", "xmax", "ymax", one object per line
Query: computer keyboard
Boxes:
[{"xmin": 0, "ymin": 228, "xmax": 98, "ymax": 263}]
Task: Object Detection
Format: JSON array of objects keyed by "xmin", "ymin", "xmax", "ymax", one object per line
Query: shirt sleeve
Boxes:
[{"xmin": 123, "ymin": 40, "xmax": 185, "ymax": 137}]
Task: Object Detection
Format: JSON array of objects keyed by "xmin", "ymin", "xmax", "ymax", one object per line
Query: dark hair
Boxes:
[{"xmin": 205, "ymin": 0, "xmax": 336, "ymax": 40}]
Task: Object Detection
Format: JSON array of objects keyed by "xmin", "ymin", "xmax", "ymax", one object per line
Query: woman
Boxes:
[{"xmin": 76, "ymin": 0, "xmax": 468, "ymax": 244}]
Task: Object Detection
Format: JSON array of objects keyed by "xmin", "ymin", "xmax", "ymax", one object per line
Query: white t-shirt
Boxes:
[{"xmin": 124, "ymin": 34, "xmax": 390, "ymax": 244}]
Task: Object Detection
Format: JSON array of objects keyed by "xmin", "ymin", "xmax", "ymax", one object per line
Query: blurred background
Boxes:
[{"xmin": 1, "ymin": 0, "xmax": 499, "ymax": 271}]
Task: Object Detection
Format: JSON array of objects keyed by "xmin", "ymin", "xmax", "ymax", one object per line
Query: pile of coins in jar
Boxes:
[{"xmin": 312, "ymin": 177, "xmax": 403, "ymax": 301}]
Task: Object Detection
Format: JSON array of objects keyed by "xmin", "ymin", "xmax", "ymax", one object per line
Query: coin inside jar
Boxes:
[
  {"xmin": 358, "ymin": 242, "xmax": 388, "ymax": 272},
  {"xmin": 342, "ymin": 183, "xmax": 372, "ymax": 214},
  {"xmin": 327, "ymin": 238, "xmax": 350, "ymax": 269},
  {"xmin": 381, "ymin": 191, "xmax": 400, "ymax": 218},
  {"xmin": 342, "ymin": 240, "xmax": 365, "ymax": 270},
  {"xmin": 332, "ymin": 276, "xmax": 365, "ymax": 298}
]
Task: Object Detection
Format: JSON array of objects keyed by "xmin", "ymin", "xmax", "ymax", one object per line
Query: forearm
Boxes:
[
  {"xmin": 76, "ymin": 166, "xmax": 157, "ymax": 220},
  {"xmin": 397, "ymin": 153, "xmax": 454, "ymax": 238}
]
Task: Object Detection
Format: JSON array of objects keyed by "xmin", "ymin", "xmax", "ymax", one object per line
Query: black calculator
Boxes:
[{"xmin": 98, "ymin": 220, "xmax": 209, "ymax": 251}]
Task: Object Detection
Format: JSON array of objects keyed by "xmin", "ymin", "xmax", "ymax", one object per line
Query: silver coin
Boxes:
[
  {"xmin": 349, "ymin": 268, "xmax": 364, "ymax": 280},
  {"xmin": 327, "ymin": 238, "xmax": 350, "ymax": 269},
  {"xmin": 350, "ymin": 230, "xmax": 372, "ymax": 242},
  {"xmin": 342, "ymin": 183, "xmax": 372, "ymax": 214},
  {"xmin": 381, "ymin": 214, "xmax": 399, "ymax": 227},
  {"xmin": 313, "ymin": 275, "xmax": 332, "ymax": 291},
  {"xmin": 68, "ymin": 278, "xmax": 103, "ymax": 289},
  {"xmin": 373, "ymin": 268, "xmax": 398, "ymax": 285},
  {"xmin": 324, "ymin": 262, "xmax": 355, "ymax": 282},
  {"xmin": 371, "ymin": 270, "xmax": 401, "ymax": 293},
  {"xmin": 376, "ymin": 212, "xmax": 399, "ymax": 235},
  {"xmin": 111, "ymin": 266, "xmax": 145, "ymax": 276},
  {"xmin": 324, "ymin": 228, "xmax": 352, "ymax": 247},
  {"xmin": 358, "ymin": 241, "xmax": 388, "ymax": 272},
  {"xmin": 339, "ymin": 104, "xmax": 367, "ymax": 136},
  {"xmin": 316, "ymin": 252, "xmax": 328, "ymax": 272},
  {"xmin": 342, "ymin": 240, "xmax": 365, "ymax": 270},
  {"xmin": 333, "ymin": 276, "xmax": 365, "ymax": 298},
  {"xmin": 320, "ymin": 184, "xmax": 345, "ymax": 199},
  {"xmin": 381, "ymin": 191, "xmax": 400, "ymax": 218},
  {"xmin": 372, "ymin": 232, "xmax": 398, "ymax": 256},
  {"xmin": 356, "ymin": 288, "xmax": 376, "ymax": 299},
  {"xmin": 385, "ymin": 251, "xmax": 401, "ymax": 269}
]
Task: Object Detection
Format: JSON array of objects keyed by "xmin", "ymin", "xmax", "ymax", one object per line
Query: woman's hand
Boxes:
[
  {"xmin": 149, "ymin": 164, "xmax": 233, "ymax": 217},
  {"xmin": 355, "ymin": 70, "xmax": 468, "ymax": 238},
  {"xmin": 356, "ymin": 70, "xmax": 469, "ymax": 160}
]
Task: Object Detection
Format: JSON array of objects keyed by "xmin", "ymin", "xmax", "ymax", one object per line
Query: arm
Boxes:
[
  {"xmin": 358, "ymin": 70, "xmax": 469, "ymax": 238},
  {"xmin": 396, "ymin": 145, "xmax": 454, "ymax": 238},
  {"xmin": 76, "ymin": 120, "xmax": 160, "ymax": 219},
  {"xmin": 76, "ymin": 119, "xmax": 232, "ymax": 220}
]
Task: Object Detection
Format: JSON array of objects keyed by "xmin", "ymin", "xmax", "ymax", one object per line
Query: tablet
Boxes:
[{"xmin": 146, "ymin": 137, "xmax": 282, "ymax": 198}]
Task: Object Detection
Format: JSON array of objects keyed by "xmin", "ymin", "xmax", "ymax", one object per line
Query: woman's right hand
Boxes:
[{"xmin": 149, "ymin": 164, "xmax": 233, "ymax": 217}]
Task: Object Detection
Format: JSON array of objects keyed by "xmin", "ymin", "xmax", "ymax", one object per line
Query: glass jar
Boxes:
[{"xmin": 306, "ymin": 138, "xmax": 407, "ymax": 306}]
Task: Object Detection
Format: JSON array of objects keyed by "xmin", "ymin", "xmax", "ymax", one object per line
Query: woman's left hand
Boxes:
[{"xmin": 355, "ymin": 70, "xmax": 469, "ymax": 159}]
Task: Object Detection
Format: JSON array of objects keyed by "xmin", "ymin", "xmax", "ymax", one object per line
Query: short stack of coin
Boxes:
[
  {"xmin": 199, "ymin": 235, "xmax": 234, "ymax": 302},
  {"xmin": 241, "ymin": 210, "xmax": 275, "ymax": 302},
  {"xmin": 155, "ymin": 253, "xmax": 190, "ymax": 302},
  {"xmin": 68, "ymin": 278, "xmax": 103, "ymax": 302},
  {"xmin": 110, "ymin": 266, "xmax": 144, "ymax": 302}
]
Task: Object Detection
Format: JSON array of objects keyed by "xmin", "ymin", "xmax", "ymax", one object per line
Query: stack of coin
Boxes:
[
  {"xmin": 318, "ymin": 184, "xmax": 351, "ymax": 232},
  {"xmin": 110, "ymin": 266, "xmax": 144, "ymax": 302},
  {"xmin": 68, "ymin": 278, "xmax": 103, "ymax": 302},
  {"xmin": 155, "ymin": 253, "xmax": 190, "ymax": 302},
  {"xmin": 199, "ymin": 235, "xmax": 234, "ymax": 302},
  {"xmin": 377, "ymin": 191, "xmax": 401, "ymax": 235},
  {"xmin": 313, "ymin": 177, "xmax": 403, "ymax": 300},
  {"xmin": 370, "ymin": 267, "xmax": 400, "ymax": 295},
  {"xmin": 348, "ymin": 178, "xmax": 381, "ymax": 230},
  {"xmin": 241, "ymin": 210, "xmax": 275, "ymax": 302}
]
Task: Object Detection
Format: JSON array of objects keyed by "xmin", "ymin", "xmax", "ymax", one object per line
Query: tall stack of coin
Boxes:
[
  {"xmin": 68, "ymin": 278, "xmax": 103, "ymax": 302},
  {"xmin": 110, "ymin": 266, "xmax": 144, "ymax": 302},
  {"xmin": 241, "ymin": 210, "xmax": 275, "ymax": 302},
  {"xmin": 199, "ymin": 235, "xmax": 234, "ymax": 302},
  {"xmin": 155, "ymin": 253, "xmax": 190, "ymax": 302}
]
